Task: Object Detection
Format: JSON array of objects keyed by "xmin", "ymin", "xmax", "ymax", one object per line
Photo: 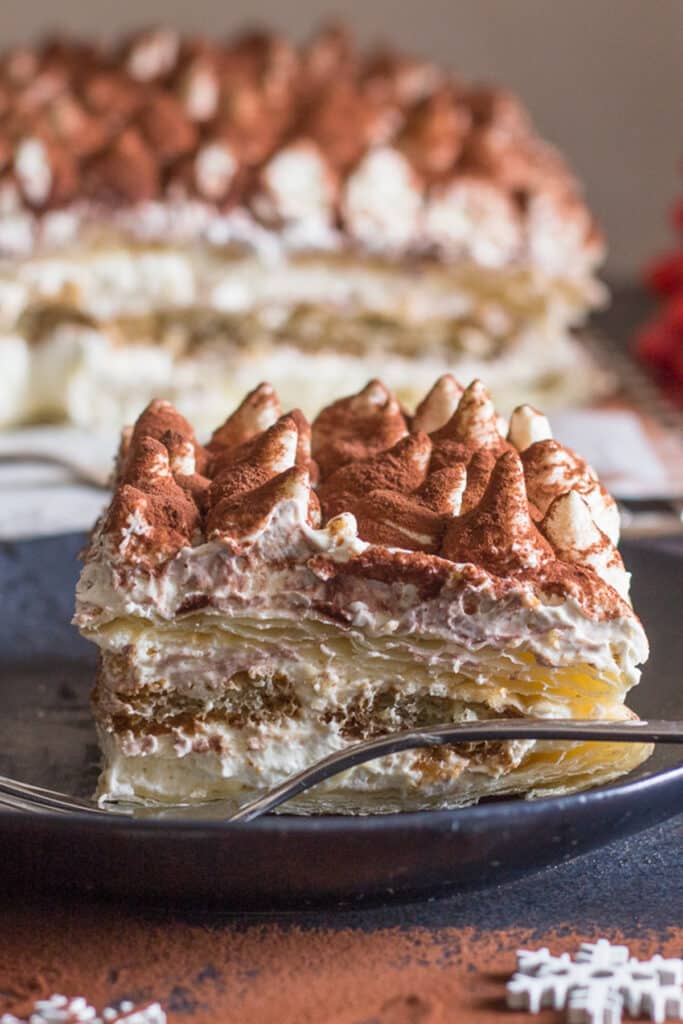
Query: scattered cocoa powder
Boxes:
[{"xmin": 0, "ymin": 907, "xmax": 680, "ymax": 1024}]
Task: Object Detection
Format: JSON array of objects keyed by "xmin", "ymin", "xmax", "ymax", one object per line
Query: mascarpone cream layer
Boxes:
[
  {"xmin": 96, "ymin": 725, "xmax": 650, "ymax": 812},
  {"xmin": 0, "ymin": 246, "xmax": 602, "ymax": 326},
  {"xmin": 0, "ymin": 321, "xmax": 607, "ymax": 431},
  {"xmin": 0, "ymin": 243, "xmax": 609, "ymax": 429},
  {"xmin": 76, "ymin": 500, "xmax": 649, "ymax": 693}
]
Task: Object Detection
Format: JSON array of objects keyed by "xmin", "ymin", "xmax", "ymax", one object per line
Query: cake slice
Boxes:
[
  {"xmin": 0, "ymin": 24, "xmax": 607, "ymax": 431},
  {"xmin": 74, "ymin": 377, "xmax": 650, "ymax": 812}
]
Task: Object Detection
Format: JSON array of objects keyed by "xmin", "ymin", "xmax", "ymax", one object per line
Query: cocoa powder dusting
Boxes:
[
  {"xmin": 91, "ymin": 375, "xmax": 630, "ymax": 619},
  {"xmin": 1, "ymin": 909, "xmax": 680, "ymax": 1024}
]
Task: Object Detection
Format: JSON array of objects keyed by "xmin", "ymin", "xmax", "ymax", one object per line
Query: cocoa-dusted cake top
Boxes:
[
  {"xmin": 96, "ymin": 376, "xmax": 630, "ymax": 619},
  {"xmin": 0, "ymin": 23, "xmax": 596, "ymax": 259}
]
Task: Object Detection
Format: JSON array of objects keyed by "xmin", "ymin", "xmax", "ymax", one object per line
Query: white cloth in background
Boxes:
[
  {"xmin": 0, "ymin": 427, "xmax": 115, "ymax": 539},
  {"xmin": 550, "ymin": 409, "xmax": 673, "ymax": 497}
]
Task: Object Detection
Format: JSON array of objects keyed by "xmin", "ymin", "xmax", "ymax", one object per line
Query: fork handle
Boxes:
[{"xmin": 228, "ymin": 718, "xmax": 683, "ymax": 822}]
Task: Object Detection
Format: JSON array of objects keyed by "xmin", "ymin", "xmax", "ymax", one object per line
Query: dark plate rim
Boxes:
[{"xmin": 3, "ymin": 760, "xmax": 682, "ymax": 836}]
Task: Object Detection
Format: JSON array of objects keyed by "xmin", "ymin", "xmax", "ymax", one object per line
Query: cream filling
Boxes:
[
  {"xmin": 75, "ymin": 506, "xmax": 649, "ymax": 694},
  {"xmin": 96, "ymin": 723, "xmax": 651, "ymax": 813},
  {"xmin": 0, "ymin": 322, "xmax": 610, "ymax": 431},
  {"xmin": 90, "ymin": 616, "xmax": 636, "ymax": 720},
  {"xmin": 0, "ymin": 247, "xmax": 609, "ymax": 429},
  {"xmin": 0, "ymin": 248, "xmax": 600, "ymax": 327},
  {"xmin": 88, "ymin": 598, "xmax": 648, "ymax": 809}
]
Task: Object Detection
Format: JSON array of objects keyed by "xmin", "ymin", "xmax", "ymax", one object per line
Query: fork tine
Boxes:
[
  {"xmin": 0, "ymin": 777, "xmax": 105, "ymax": 815},
  {"xmin": 0, "ymin": 792, "xmax": 74, "ymax": 815}
]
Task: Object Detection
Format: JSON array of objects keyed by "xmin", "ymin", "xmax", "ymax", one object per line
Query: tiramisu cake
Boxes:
[
  {"xmin": 1, "ymin": 24, "xmax": 606, "ymax": 431},
  {"xmin": 74, "ymin": 375, "xmax": 650, "ymax": 812}
]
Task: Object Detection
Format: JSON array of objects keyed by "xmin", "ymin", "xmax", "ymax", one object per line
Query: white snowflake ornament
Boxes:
[
  {"xmin": 0, "ymin": 1000, "xmax": 165, "ymax": 1024},
  {"xmin": 105, "ymin": 1005, "xmax": 165, "ymax": 1024},
  {"xmin": 516, "ymin": 948, "xmax": 572, "ymax": 974},
  {"xmin": 577, "ymin": 941, "xmax": 630, "ymax": 970},
  {"xmin": 568, "ymin": 983, "xmax": 623, "ymax": 1024},
  {"xmin": 29, "ymin": 995, "xmax": 97, "ymax": 1024},
  {"xmin": 506, "ymin": 939, "xmax": 683, "ymax": 1024},
  {"xmin": 639, "ymin": 958, "xmax": 683, "ymax": 988},
  {"xmin": 507, "ymin": 971, "xmax": 566, "ymax": 1013},
  {"xmin": 641, "ymin": 986, "xmax": 683, "ymax": 1024}
]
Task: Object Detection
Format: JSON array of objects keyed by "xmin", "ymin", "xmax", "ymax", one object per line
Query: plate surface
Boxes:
[{"xmin": 0, "ymin": 533, "xmax": 682, "ymax": 907}]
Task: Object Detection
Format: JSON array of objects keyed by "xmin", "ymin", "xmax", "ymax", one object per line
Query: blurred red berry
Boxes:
[
  {"xmin": 635, "ymin": 321, "xmax": 676, "ymax": 368},
  {"xmin": 670, "ymin": 342, "xmax": 683, "ymax": 384},
  {"xmin": 671, "ymin": 199, "xmax": 683, "ymax": 234},
  {"xmin": 645, "ymin": 251, "xmax": 683, "ymax": 295},
  {"xmin": 663, "ymin": 292, "xmax": 683, "ymax": 333}
]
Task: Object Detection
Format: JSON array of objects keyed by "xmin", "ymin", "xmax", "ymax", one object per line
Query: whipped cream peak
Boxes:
[
  {"xmin": 412, "ymin": 373, "xmax": 464, "ymax": 434},
  {"xmin": 209, "ymin": 381, "xmax": 282, "ymax": 453},
  {"xmin": 357, "ymin": 378, "xmax": 392, "ymax": 407},
  {"xmin": 417, "ymin": 463, "xmax": 467, "ymax": 515},
  {"xmin": 255, "ymin": 139, "xmax": 338, "ymax": 227},
  {"xmin": 124, "ymin": 435, "xmax": 174, "ymax": 489},
  {"xmin": 441, "ymin": 449, "xmax": 553, "ymax": 575},
  {"xmin": 354, "ymin": 488, "xmax": 446, "ymax": 553},
  {"xmin": 15, "ymin": 137, "xmax": 53, "ymax": 206},
  {"xmin": 508, "ymin": 403, "xmax": 553, "ymax": 451},
  {"xmin": 125, "ymin": 26, "xmax": 180, "ymax": 83},
  {"xmin": 541, "ymin": 490, "xmax": 630, "ymax": 600},
  {"xmin": 125, "ymin": 398, "xmax": 207, "ymax": 478},
  {"xmin": 131, "ymin": 398, "xmax": 194, "ymax": 443},
  {"xmin": 231, "ymin": 413, "xmax": 299, "ymax": 473},
  {"xmin": 432, "ymin": 378, "xmax": 505, "ymax": 449},
  {"xmin": 104, "ymin": 475, "xmax": 200, "ymax": 567},
  {"xmin": 361, "ymin": 45, "xmax": 443, "ymax": 110},
  {"xmin": 312, "ymin": 378, "xmax": 408, "ymax": 479},
  {"xmin": 207, "ymin": 415, "xmax": 301, "ymax": 532},
  {"xmin": 522, "ymin": 439, "xmax": 619, "ymax": 544},
  {"xmin": 179, "ymin": 54, "xmax": 221, "ymax": 123},
  {"xmin": 423, "ymin": 174, "xmax": 522, "ymax": 268},
  {"xmin": 318, "ymin": 430, "xmax": 432, "ymax": 520},
  {"xmin": 193, "ymin": 140, "xmax": 238, "ymax": 202},
  {"xmin": 209, "ymin": 464, "xmax": 313, "ymax": 542},
  {"xmin": 88, "ymin": 376, "xmax": 635, "ymax": 620},
  {"xmin": 303, "ymin": 21, "xmax": 356, "ymax": 85},
  {"xmin": 342, "ymin": 146, "xmax": 424, "ymax": 251},
  {"xmin": 397, "ymin": 84, "xmax": 471, "ymax": 179}
]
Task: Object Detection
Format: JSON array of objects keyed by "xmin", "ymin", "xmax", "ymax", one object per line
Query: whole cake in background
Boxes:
[
  {"xmin": 74, "ymin": 375, "xmax": 650, "ymax": 813},
  {"xmin": 0, "ymin": 24, "xmax": 607, "ymax": 431}
]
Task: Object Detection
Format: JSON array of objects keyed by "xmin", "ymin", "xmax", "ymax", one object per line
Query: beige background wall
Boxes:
[{"xmin": 2, "ymin": 0, "xmax": 682, "ymax": 279}]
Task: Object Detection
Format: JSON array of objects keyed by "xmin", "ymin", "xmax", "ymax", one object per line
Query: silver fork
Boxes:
[{"xmin": 1, "ymin": 718, "xmax": 682, "ymax": 822}]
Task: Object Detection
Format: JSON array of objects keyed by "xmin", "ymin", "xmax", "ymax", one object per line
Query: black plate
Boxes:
[{"xmin": 1, "ymin": 533, "xmax": 682, "ymax": 908}]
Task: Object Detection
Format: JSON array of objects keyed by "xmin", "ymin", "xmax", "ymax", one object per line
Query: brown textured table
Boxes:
[{"xmin": 1, "ymin": 288, "xmax": 682, "ymax": 1024}]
